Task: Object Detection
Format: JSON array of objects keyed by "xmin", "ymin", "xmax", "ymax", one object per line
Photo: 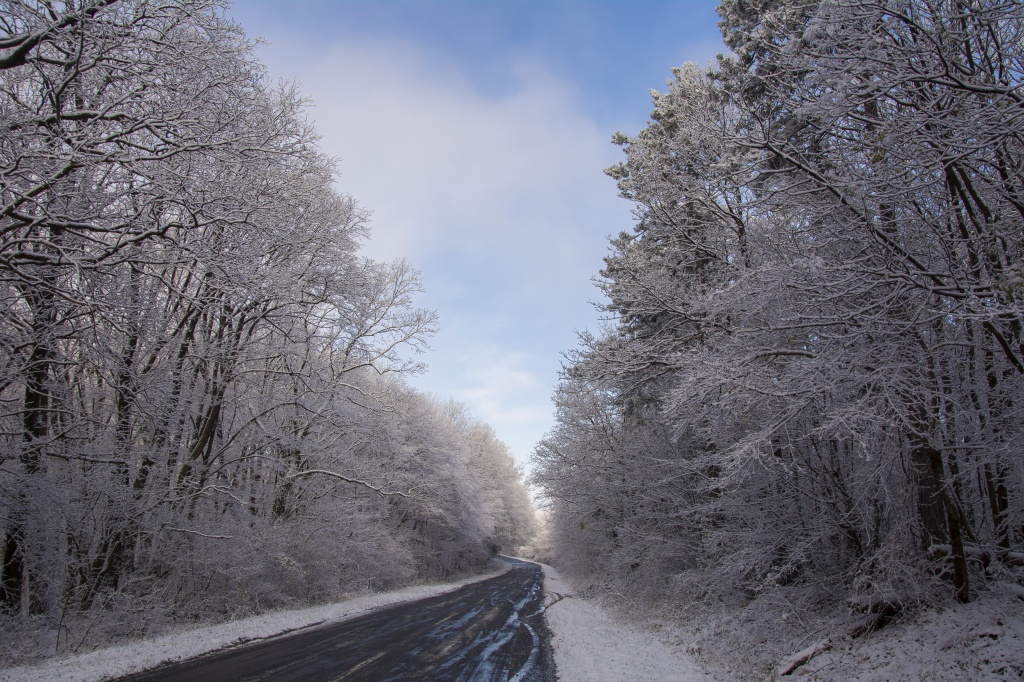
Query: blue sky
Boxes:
[{"xmin": 227, "ymin": 1, "xmax": 727, "ymax": 473}]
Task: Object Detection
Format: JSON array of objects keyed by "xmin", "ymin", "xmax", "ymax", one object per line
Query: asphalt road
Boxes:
[{"xmin": 115, "ymin": 557, "xmax": 555, "ymax": 682}]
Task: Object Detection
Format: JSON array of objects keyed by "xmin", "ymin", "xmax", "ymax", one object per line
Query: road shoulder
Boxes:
[{"xmin": 540, "ymin": 564, "xmax": 714, "ymax": 682}]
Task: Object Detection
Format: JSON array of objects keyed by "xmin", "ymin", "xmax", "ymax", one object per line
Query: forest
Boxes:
[
  {"xmin": 532, "ymin": 0, "xmax": 1024, "ymax": 673},
  {"xmin": 4, "ymin": 0, "xmax": 1024, "ymax": 676},
  {"xmin": 0, "ymin": 0, "xmax": 534, "ymax": 660}
]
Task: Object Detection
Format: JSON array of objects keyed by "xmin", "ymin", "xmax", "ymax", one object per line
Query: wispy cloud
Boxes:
[
  {"xmin": 251, "ymin": 33, "xmax": 633, "ymax": 468},
  {"xmin": 262, "ymin": 35, "xmax": 627, "ymax": 267},
  {"xmin": 457, "ymin": 349, "xmax": 547, "ymax": 418}
]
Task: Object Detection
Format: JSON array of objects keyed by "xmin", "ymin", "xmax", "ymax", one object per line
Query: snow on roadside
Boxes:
[
  {"xmin": 783, "ymin": 586, "xmax": 1024, "ymax": 681},
  {"xmin": 0, "ymin": 563, "xmax": 511, "ymax": 682},
  {"xmin": 540, "ymin": 564, "xmax": 714, "ymax": 682}
]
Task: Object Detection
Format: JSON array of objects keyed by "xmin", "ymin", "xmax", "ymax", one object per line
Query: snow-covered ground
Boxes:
[
  {"xmin": 0, "ymin": 564, "xmax": 511, "ymax": 682},
  {"xmin": 540, "ymin": 565, "xmax": 1024, "ymax": 681},
  {"xmin": 1, "ymin": 558, "xmax": 715, "ymax": 682},
  {"xmin": 540, "ymin": 564, "xmax": 714, "ymax": 682},
  {"xmin": 782, "ymin": 585, "xmax": 1024, "ymax": 681},
  {"xmin": 8, "ymin": 558, "xmax": 1016, "ymax": 682}
]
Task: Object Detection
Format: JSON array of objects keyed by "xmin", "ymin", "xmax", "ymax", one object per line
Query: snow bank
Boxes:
[
  {"xmin": 0, "ymin": 564, "xmax": 510, "ymax": 682},
  {"xmin": 540, "ymin": 564, "xmax": 713, "ymax": 682},
  {"xmin": 782, "ymin": 587, "xmax": 1024, "ymax": 681}
]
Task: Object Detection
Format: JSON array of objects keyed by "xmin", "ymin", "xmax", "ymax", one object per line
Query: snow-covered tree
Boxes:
[
  {"xmin": 535, "ymin": 0, "xmax": 1024, "ymax": 624},
  {"xmin": 0, "ymin": 1, "xmax": 532, "ymax": 657}
]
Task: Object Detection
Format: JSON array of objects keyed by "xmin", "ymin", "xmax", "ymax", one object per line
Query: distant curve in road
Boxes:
[{"xmin": 116, "ymin": 557, "xmax": 555, "ymax": 682}]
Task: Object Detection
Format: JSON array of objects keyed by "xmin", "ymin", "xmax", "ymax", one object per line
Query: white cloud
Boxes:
[
  {"xmin": 457, "ymin": 350, "xmax": 546, "ymax": 420},
  {"xmin": 262, "ymin": 35, "xmax": 626, "ymax": 265},
  {"xmin": 252, "ymin": 33, "xmax": 633, "ymax": 470},
  {"xmin": 452, "ymin": 347, "xmax": 555, "ymax": 461}
]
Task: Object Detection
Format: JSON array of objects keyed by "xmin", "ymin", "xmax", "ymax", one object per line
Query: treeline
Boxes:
[
  {"xmin": 0, "ymin": 0, "xmax": 532, "ymax": 657},
  {"xmin": 534, "ymin": 0, "xmax": 1024, "ymax": 655}
]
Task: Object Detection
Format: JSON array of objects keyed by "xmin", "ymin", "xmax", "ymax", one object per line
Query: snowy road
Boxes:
[{"xmin": 113, "ymin": 557, "xmax": 554, "ymax": 682}]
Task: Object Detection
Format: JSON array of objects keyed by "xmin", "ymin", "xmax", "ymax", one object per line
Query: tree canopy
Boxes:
[
  {"xmin": 534, "ymin": 0, "xmax": 1024, "ymax": 663},
  {"xmin": 0, "ymin": 0, "xmax": 534, "ymax": 656}
]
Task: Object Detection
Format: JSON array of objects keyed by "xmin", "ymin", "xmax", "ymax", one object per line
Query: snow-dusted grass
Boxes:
[
  {"xmin": 785, "ymin": 586, "xmax": 1024, "ymax": 681},
  {"xmin": 540, "ymin": 564, "xmax": 714, "ymax": 682},
  {"xmin": 675, "ymin": 584, "xmax": 1024, "ymax": 681},
  {"xmin": 541, "ymin": 564, "xmax": 1024, "ymax": 681},
  {"xmin": 0, "ymin": 562, "xmax": 510, "ymax": 682}
]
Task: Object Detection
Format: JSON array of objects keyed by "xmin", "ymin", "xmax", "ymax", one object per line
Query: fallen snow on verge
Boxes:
[
  {"xmin": 540, "ymin": 564, "xmax": 714, "ymax": 682},
  {"xmin": 0, "ymin": 563, "xmax": 510, "ymax": 682},
  {"xmin": 784, "ymin": 586, "xmax": 1024, "ymax": 681}
]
